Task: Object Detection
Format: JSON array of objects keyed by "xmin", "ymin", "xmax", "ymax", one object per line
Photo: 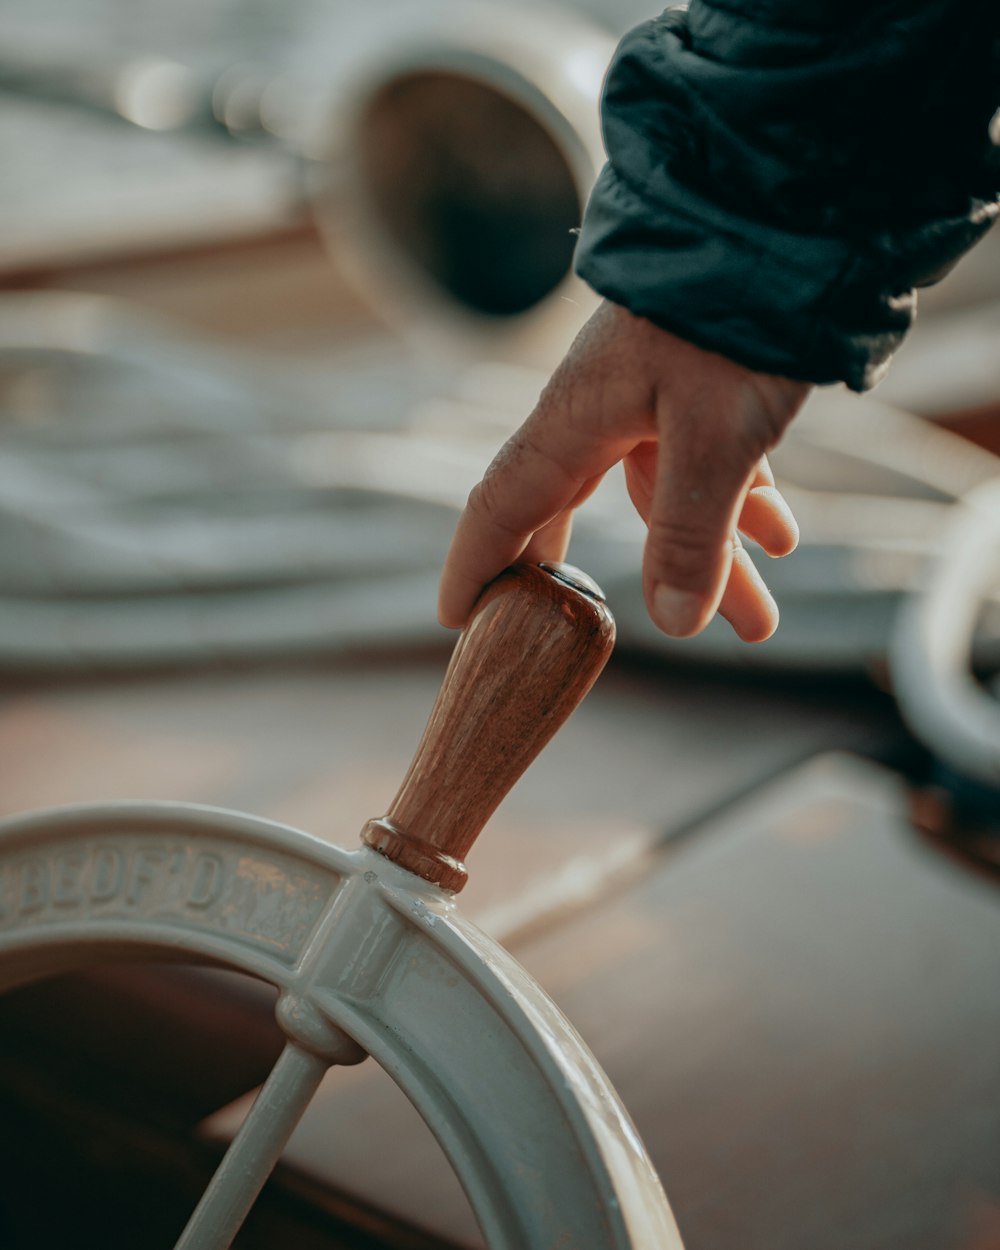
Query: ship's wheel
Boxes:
[{"xmin": 0, "ymin": 564, "xmax": 683, "ymax": 1250}]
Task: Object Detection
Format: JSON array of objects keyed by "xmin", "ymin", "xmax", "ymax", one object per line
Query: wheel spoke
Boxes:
[{"xmin": 173, "ymin": 1042, "xmax": 329, "ymax": 1250}]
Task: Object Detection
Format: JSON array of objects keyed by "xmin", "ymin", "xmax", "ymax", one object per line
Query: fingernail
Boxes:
[{"xmin": 653, "ymin": 586, "xmax": 704, "ymax": 637}]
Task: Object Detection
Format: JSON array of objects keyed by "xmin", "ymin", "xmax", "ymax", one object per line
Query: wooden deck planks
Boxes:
[{"xmin": 238, "ymin": 754, "xmax": 1000, "ymax": 1250}]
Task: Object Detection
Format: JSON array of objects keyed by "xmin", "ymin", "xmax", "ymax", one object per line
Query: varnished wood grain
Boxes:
[{"xmin": 362, "ymin": 564, "xmax": 616, "ymax": 891}]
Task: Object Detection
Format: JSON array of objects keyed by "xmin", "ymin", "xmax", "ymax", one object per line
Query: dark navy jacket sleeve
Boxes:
[{"xmin": 575, "ymin": 1, "xmax": 1000, "ymax": 390}]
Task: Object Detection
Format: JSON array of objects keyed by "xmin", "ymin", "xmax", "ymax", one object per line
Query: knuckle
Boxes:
[
  {"xmin": 742, "ymin": 377, "xmax": 800, "ymax": 451},
  {"xmin": 550, "ymin": 349, "xmax": 653, "ymax": 442},
  {"xmin": 465, "ymin": 473, "xmax": 497, "ymax": 517},
  {"xmin": 542, "ymin": 371, "xmax": 597, "ymax": 445},
  {"xmin": 646, "ymin": 516, "xmax": 718, "ymax": 582},
  {"xmin": 465, "ymin": 474, "xmax": 521, "ymax": 539},
  {"xmin": 724, "ymin": 412, "xmax": 775, "ymax": 466}
]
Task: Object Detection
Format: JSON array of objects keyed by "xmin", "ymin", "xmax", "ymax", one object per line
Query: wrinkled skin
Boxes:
[{"xmin": 439, "ymin": 301, "xmax": 810, "ymax": 642}]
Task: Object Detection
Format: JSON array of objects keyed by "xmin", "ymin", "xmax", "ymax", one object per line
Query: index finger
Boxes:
[{"xmin": 438, "ymin": 386, "xmax": 642, "ymax": 627}]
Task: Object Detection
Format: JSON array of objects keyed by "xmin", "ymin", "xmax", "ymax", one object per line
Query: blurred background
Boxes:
[
  {"xmin": 3, "ymin": 0, "xmax": 1000, "ymax": 676},
  {"xmin": 1, "ymin": 1, "xmax": 1000, "ymax": 1248}
]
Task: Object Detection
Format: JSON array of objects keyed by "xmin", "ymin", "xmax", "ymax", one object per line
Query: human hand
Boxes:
[{"xmin": 439, "ymin": 300, "xmax": 810, "ymax": 642}]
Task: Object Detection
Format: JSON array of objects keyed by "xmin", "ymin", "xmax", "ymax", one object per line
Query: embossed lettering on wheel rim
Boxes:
[{"xmin": 0, "ymin": 802, "xmax": 683, "ymax": 1250}]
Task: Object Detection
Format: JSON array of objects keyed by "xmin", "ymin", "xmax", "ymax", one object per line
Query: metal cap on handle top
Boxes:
[{"xmin": 361, "ymin": 562, "xmax": 616, "ymax": 891}]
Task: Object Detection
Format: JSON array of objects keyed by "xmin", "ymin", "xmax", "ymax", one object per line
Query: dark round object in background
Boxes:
[{"xmin": 357, "ymin": 70, "xmax": 582, "ymax": 317}]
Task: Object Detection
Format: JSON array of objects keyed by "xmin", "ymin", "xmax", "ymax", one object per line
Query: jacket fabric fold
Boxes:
[{"xmin": 575, "ymin": 1, "xmax": 1000, "ymax": 390}]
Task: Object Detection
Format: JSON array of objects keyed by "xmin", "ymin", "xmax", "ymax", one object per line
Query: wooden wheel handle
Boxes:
[{"xmin": 361, "ymin": 562, "xmax": 616, "ymax": 892}]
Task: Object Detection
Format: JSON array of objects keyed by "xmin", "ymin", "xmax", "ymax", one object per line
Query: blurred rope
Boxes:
[
  {"xmin": 3, "ymin": 290, "xmax": 1000, "ymax": 674},
  {"xmin": 0, "ymin": 292, "xmax": 481, "ymax": 666}
]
